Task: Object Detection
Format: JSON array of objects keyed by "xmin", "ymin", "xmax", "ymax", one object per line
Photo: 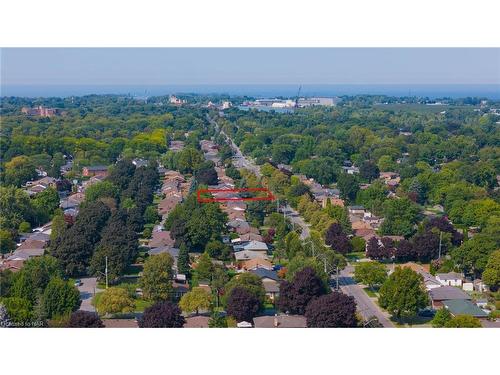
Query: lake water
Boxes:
[{"xmin": 1, "ymin": 84, "xmax": 499, "ymax": 99}]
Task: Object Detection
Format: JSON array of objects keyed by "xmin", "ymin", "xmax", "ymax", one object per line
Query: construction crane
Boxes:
[{"xmin": 294, "ymin": 85, "xmax": 302, "ymax": 108}]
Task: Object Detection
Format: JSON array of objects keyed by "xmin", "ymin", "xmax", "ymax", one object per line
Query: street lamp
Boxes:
[{"xmin": 95, "ymin": 256, "xmax": 109, "ymax": 289}]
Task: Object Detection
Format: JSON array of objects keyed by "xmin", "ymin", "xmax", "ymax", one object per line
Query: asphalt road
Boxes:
[
  {"xmin": 77, "ymin": 277, "xmax": 102, "ymax": 312},
  {"xmin": 337, "ymin": 266, "xmax": 394, "ymax": 327},
  {"xmin": 283, "ymin": 204, "xmax": 310, "ymax": 239},
  {"xmin": 209, "ymin": 115, "xmax": 311, "ymax": 238}
]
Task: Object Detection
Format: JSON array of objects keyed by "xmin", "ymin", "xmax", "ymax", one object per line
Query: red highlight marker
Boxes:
[{"xmin": 197, "ymin": 188, "xmax": 276, "ymax": 203}]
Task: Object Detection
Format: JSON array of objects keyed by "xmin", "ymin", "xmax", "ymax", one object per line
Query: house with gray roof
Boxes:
[
  {"xmin": 253, "ymin": 315, "xmax": 307, "ymax": 328},
  {"xmin": 443, "ymin": 299, "xmax": 489, "ymax": 318},
  {"xmin": 250, "ymin": 268, "xmax": 280, "ymax": 300},
  {"xmin": 429, "ymin": 286, "xmax": 471, "ymax": 308}
]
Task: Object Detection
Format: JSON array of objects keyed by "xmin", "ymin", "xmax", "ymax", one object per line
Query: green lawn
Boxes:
[
  {"xmin": 391, "ymin": 315, "xmax": 433, "ymax": 328},
  {"xmin": 134, "ymin": 299, "xmax": 153, "ymax": 312},
  {"xmin": 363, "ymin": 287, "xmax": 379, "ymax": 298}
]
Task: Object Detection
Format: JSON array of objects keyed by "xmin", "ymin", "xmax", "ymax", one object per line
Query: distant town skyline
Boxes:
[{"xmin": 2, "ymin": 48, "xmax": 499, "ymax": 86}]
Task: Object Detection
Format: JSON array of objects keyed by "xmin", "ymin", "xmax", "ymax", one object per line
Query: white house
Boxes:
[{"xmin": 436, "ymin": 272, "xmax": 464, "ymax": 287}]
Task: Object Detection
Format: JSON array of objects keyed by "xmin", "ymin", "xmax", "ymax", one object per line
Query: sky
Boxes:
[{"xmin": 1, "ymin": 48, "xmax": 499, "ymax": 86}]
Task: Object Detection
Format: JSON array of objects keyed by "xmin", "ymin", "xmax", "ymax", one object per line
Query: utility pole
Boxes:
[
  {"xmin": 438, "ymin": 231, "xmax": 443, "ymax": 259},
  {"xmin": 336, "ymin": 266, "xmax": 339, "ymax": 291},
  {"xmin": 105, "ymin": 256, "xmax": 108, "ymax": 289}
]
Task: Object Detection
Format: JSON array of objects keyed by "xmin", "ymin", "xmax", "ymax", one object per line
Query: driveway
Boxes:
[{"xmin": 77, "ymin": 277, "xmax": 102, "ymax": 312}]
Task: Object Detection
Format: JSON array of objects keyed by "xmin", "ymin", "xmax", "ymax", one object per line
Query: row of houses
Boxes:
[
  {"xmin": 0, "ymin": 224, "xmax": 51, "ymax": 272},
  {"xmin": 394, "ymin": 263, "xmax": 490, "ymax": 320}
]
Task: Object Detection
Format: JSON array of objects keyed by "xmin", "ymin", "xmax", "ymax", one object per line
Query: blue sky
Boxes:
[{"xmin": 1, "ymin": 48, "xmax": 499, "ymax": 85}]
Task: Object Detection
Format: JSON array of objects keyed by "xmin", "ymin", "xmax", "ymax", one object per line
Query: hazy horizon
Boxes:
[{"xmin": 2, "ymin": 48, "xmax": 499, "ymax": 87}]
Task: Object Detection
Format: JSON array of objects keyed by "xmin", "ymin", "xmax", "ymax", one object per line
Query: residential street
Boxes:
[
  {"xmin": 284, "ymin": 204, "xmax": 310, "ymax": 239},
  {"xmin": 209, "ymin": 115, "xmax": 310, "ymax": 238},
  {"xmin": 77, "ymin": 277, "xmax": 102, "ymax": 312},
  {"xmin": 337, "ymin": 266, "xmax": 394, "ymax": 327}
]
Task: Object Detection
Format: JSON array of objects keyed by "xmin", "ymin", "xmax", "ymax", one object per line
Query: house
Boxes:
[
  {"xmin": 342, "ymin": 166, "xmax": 360, "ymax": 174},
  {"xmin": 148, "ymin": 246, "xmax": 180, "ymax": 270},
  {"xmin": 158, "ymin": 195, "xmax": 182, "ymax": 216},
  {"xmin": 436, "ymin": 272, "xmax": 464, "ymax": 287},
  {"xmin": 250, "ymin": 268, "xmax": 280, "ymax": 301},
  {"xmin": 253, "ymin": 315, "xmax": 307, "ymax": 328},
  {"xmin": 0, "ymin": 259, "xmax": 25, "ymax": 272},
  {"xmin": 81, "ymin": 175, "xmax": 106, "ymax": 191},
  {"xmin": 236, "ymin": 233, "xmax": 264, "ymax": 243},
  {"xmin": 172, "ymin": 281, "xmax": 189, "ymax": 300},
  {"xmin": 233, "ymin": 240, "xmax": 268, "ymax": 253},
  {"xmin": 25, "ymin": 184, "xmax": 49, "ymax": 196},
  {"xmin": 355, "ymin": 228, "xmax": 378, "ymax": 242},
  {"xmin": 397, "ymin": 262, "xmax": 441, "ymax": 290},
  {"xmin": 60, "ymin": 192, "xmax": 86, "ymax": 210},
  {"xmin": 240, "ymin": 240, "xmax": 268, "ymax": 252},
  {"xmin": 352, "ymin": 220, "xmax": 372, "ymax": 231},
  {"xmin": 82, "ymin": 166, "xmax": 108, "ymax": 177},
  {"xmin": 169, "ymin": 140, "xmax": 185, "ymax": 152},
  {"xmin": 227, "ymin": 219, "xmax": 249, "ymax": 231},
  {"xmin": 184, "ymin": 316, "xmax": 210, "ymax": 328},
  {"xmin": 316, "ymin": 196, "xmax": 344, "ymax": 208},
  {"xmin": 26, "ymin": 176, "xmax": 57, "ymax": 188},
  {"xmin": 132, "ymin": 158, "xmax": 148, "ymax": 168},
  {"xmin": 348, "ymin": 206, "xmax": 365, "ymax": 215},
  {"xmin": 234, "ymin": 250, "xmax": 268, "ymax": 262},
  {"xmin": 239, "ymin": 258, "xmax": 273, "ymax": 271},
  {"xmin": 429, "ymin": 286, "xmax": 471, "ymax": 308},
  {"xmin": 442, "ymin": 299, "xmax": 489, "ymax": 318},
  {"xmin": 102, "ymin": 319, "xmax": 138, "ymax": 328},
  {"xmin": 148, "ymin": 231, "xmax": 175, "ymax": 249}
]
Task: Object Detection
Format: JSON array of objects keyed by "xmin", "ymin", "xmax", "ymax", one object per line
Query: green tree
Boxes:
[
  {"xmin": 179, "ymin": 287, "xmax": 212, "ymax": 315},
  {"xmin": 96, "ymin": 287, "xmax": 135, "ymax": 315},
  {"xmin": 41, "ymin": 277, "xmax": 81, "ymax": 319},
  {"xmin": 0, "ymin": 230, "xmax": 16, "ymax": 254},
  {"xmin": 205, "ymin": 240, "xmax": 231, "ymax": 260},
  {"xmin": 377, "ymin": 155, "xmax": 396, "ymax": 172},
  {"xmin": 141, "ymin": 253, "xmax": 174, "ymax": 302},
  {"xmin": 0, "ymin": 297, "xmax": 35, "ymax": 324},
  {"xmin": 379, "ymin": 197, "xmax": 420, "ymax": 237},
  {"xmin": 337, "ymin": 173, "xmax": 359, "ymax": 202},
  {"xmin": 90, "ymin": 210, "xmax": 138, "ymax": 281},
  {"xmin": 285, "ymin": 254, "xmax": 328, "ymax": 285},
  {"xmin": 378, "ymin": 267, "xmax": 429, "ymax": 319},
  {"xmin": 482, "ymin": 250, "xmax": 500, "ymax": 290},
  {"xmin": 351, "ymin": 236, "xmax": 366, "ymax": 253},
  {"xmin": 444, "ymin": 315, "xmax": 481, "ymax": 328},
  {"xmin": 84, "ymin": 181, "xmax": 120, "ymax": 203},
  {"xmin": 223, "ymin": 272, "xmax": 266, "ymax": 307},
  {"xmin": 431, "ymin": 308, "xmax": 452, "ymax": 327},
  {"xmin": 354, "ymin": 261, "xmax": 387, "ymax": 289},
  {"xmin": 32, "ymin": 187, "xmax": 60, "ymax": 225},
  {"xmin": 177, "ymin": 243, "xmax": 191, "ymax": 276},
  {"xmin": 195, "ymin": 252, "xmax": 215, "ymax": 281},
  {"xmin": 18, "ymin": 221, "xmax": 31, "ymax": 233},
  {"xmin": 143, "ymin": 205, "xmax": 160, "ymax": 224},
  {"xmin": 3, "ymin": 155, "xmax": 37, "ymax": 187}
]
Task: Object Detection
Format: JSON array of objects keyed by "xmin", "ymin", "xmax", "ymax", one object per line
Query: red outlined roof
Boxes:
[{"xmin": 197, "ymin": 188, "xmax": 276, "ymax": 203}]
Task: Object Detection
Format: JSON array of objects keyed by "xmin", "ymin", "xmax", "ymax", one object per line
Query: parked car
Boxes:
[
  {"xmin": 74, "ymin": 279, "xmax": 82, "ymax": 287},
  {"xmin": 418, "ymin": 308, "xmax": 435, "ymax": 317}
]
